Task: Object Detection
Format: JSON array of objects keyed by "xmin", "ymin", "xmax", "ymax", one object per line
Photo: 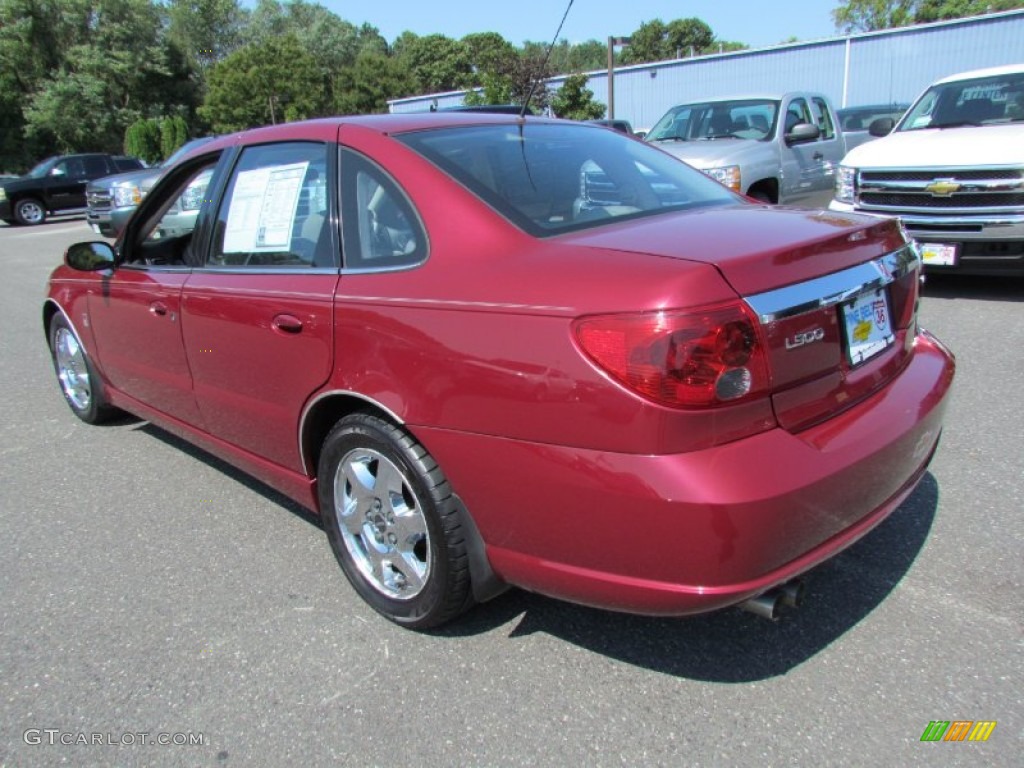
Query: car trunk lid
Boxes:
[{"xmin": 562, "ymin": 205, "xmax": 922, "ymax": 432}]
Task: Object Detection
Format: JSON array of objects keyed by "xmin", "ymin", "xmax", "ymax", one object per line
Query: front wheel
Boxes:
[
  {"xmin": 49, "ymin": 314, "xmax": 116, "ymax": 424},
  {"xmin": 318, "ymin": 413, "xmax": 473, "ymax": 628},
  {"xmin": 14, "ymin": 197, "xmax": 46, "ymax": 225}
]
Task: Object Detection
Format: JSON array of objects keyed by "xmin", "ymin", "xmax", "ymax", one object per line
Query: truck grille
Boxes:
[{"xmin": 857, "ymin": 168, "xmax": 1024, "ymax": 213}]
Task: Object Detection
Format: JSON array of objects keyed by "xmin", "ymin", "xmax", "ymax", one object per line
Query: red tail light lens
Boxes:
[{"xmin": 574, "ymin": 302, "xmax": 771, "ymax": 408}]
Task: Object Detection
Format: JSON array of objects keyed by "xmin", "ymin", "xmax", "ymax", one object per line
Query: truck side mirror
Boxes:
[
  {"xmin": 784, "ymin": 122, "xmax": 821, "ymax": 145},
  {"xmin": 869, "ymin": 117, "xmax": 895, "ymax": 137}
]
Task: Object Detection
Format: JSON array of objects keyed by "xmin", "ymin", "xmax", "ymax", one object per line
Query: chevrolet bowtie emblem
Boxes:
[{"xmin": 925, "ymin": 179, "xmax": 961, "ymax": 196}]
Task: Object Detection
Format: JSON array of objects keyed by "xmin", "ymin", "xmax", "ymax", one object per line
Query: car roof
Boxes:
[
  {"xmin": 199, "ymin": 113, "xmax": 572, "ymax": 153},
  {"xmin": 933, "ymin": 63, "xmax": 1024, "ymax": 84}
]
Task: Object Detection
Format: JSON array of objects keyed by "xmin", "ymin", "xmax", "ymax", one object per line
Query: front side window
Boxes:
[
  {"xmin": 399, "ymin": 122, "xmax": 738, "ymax": 237},
  {"xmin": 811, "ymin": 97, "xmax": 836, "ymax": 140},
  {"xmin": 785, "ymin": 98, "xmax": 813, "ymax": 134},
  {"xmin": 210, "ymin": 142, "xmax": 332, "ymax": 268}
]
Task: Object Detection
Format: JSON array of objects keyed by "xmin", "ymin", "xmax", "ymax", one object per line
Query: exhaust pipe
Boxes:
[{"xmin": 738, "ymin": 579, "xmax": 804, "ymax": 620}]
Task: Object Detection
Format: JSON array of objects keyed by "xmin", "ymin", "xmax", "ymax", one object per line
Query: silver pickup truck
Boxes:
[{"xmin": 644, "ymin": 92, "xmax": 846, "ymax": 208}]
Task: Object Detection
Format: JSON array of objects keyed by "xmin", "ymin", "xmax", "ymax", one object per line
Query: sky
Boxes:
[{"xmin": 320, "ymin": 0, "xmax": 845, "ymax": 50}]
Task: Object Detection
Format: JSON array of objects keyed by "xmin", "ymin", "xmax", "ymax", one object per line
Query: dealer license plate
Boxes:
[
  {"xmin": 918, "ymin": 242, "xmax": 958, "ymax": 267},
  {"xmin": 842, "ymin": 289, "xmax": 895, "ymax": 366}
]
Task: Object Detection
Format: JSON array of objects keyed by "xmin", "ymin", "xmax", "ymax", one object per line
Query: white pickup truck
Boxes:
[
  {"xmin": 830, "ymin": 64, "xmax": 1024, "ymax": 276},
  {"xmin": 644, "ymin": 92, "xmax": 846, "ymax": 208}
]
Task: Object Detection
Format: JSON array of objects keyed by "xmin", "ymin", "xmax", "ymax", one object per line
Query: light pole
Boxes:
[{"xmin": 606, "ymin": 36, "xmax": 631, "ymax": 119}]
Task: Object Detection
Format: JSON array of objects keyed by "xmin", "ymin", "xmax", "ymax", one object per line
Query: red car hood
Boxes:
[{"xmin": 559, "ymin": 205, "xmax": 907, "ymax": 295}]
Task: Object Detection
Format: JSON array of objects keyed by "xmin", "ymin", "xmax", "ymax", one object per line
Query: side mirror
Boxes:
[
  {"xmin": 869, "ymin": 117, "xmax": 895, "ymax": 137},
  {"xmin": 65, "ymin": 241, "xmax": 116, "ymax": 271},
  {"xmin": 785, "ymin": 122, "xmax": 821, "ymax": 145}
]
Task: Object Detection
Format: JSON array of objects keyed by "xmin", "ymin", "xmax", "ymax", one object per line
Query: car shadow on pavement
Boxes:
[
  {"xmin": 137, "ymin": 423, "xmax": 324, "ymax": 530},
  {"xmin": 922, "ymin": 273, "xmax": 1024, "ymax": 302},
  {"xmin": 439, "ymin": 474, "xmax": 940, "ymax": 683},
  {"xmin": 136, "ymin": 421, "xmax": 938, "ymax": 683}
]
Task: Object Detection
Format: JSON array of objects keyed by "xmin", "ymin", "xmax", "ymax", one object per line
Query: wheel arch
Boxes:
[
  {"xmin": 746, "ymin": 178, "xmax": 779, "ymax": 203},
  {"xmin": 301, "ymin": 391, "xmax": 506, "ymax": 603}
]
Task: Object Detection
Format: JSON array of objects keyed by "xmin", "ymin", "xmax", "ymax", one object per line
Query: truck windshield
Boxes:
[
  {"xmin": 646, "ymin": 99, "xmax": 779, "ymax": 142},
  {"xmin": 898, "ymin": 71, "xmax": 1024, "ymax": 131},
  {"xmin": 26, "ymin": 157, "xmax": 58, "ymax": 178}
]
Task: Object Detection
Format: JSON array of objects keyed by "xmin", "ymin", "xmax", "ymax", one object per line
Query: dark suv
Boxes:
[{"xmin": 0, "ymin": 153, "xmax": 143, "ymax": 226}]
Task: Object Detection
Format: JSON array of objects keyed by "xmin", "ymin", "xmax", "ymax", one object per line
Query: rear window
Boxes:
[{"xmin": 397, "ymin": 122, "xmax": 738, "ymax": 236}]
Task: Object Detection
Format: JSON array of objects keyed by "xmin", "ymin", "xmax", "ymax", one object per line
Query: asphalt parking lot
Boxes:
[{"xmin": 1, "ymin": 218, "xmax": 1020, "ymax": 767}]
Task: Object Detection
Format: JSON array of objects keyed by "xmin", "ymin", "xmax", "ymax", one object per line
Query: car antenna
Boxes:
[{"xmin": 519, "ymin": 0, "xmax": 575, "ymax": 120}]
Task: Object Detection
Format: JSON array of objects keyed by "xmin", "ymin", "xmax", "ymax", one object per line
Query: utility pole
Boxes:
[{"xmin": 606, "ymin": 36, "xmax": 631, "ymax": 119}]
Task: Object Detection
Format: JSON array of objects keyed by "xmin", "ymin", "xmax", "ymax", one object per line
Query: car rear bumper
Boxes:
[{"xmin": 415, "ymin": 329, "xmax": 955, "ymax": 616}]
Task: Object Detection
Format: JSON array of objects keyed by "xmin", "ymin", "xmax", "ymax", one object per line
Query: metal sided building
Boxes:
[{"xmin": 388, "ymin": 9, "xmax": 1024, "ymax": 130}]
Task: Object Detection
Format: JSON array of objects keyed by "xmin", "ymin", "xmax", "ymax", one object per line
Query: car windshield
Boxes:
[
  {"xmin": 397, "ymin": 122, "xmax": 739, "ymax": 236},
  {"xmin": 898, "ymin": 71, "xmax": 1024, "ymax": 131},
  {"xmin": 26, "ymin": 157, "xmax": 58, "ymax": 178},
  {"xmin": 646, "ymin": 99, "xmax": 779, "ymax": 142}
]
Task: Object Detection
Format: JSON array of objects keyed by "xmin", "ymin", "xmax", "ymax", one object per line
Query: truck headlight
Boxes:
[
  {"xmin": 702, "ymin": 165, "xmax": 741, "ymax": 192},
  {"xmin": 835, "ymin": 165, "xmax": 857, "ymax": 204},
  {"xmin": 112, "ymin": 184, "xmax": 143, "ymax": 208}
]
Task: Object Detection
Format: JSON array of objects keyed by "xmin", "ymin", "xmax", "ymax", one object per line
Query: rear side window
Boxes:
[
  {"xmin": 113, "ymin": 156, "xmax": 144, "ymax": 172},
  {"xmin": 209, "ymin": 142, "xmax": 333, "ymax": 268},
  {"xmin": 339, "ymin": 149, "xmax": 426, "ymax": 271}
]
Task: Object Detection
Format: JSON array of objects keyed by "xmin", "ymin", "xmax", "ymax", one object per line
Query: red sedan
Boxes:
[{"xmin": 44, "ymin": 114, "xmax": 955, "ymax": 628}]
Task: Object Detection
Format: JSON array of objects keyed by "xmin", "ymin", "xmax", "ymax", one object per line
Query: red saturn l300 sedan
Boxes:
[{"xmin": 44, "ymin": 114, "xmax": 955, "ymax": 628}]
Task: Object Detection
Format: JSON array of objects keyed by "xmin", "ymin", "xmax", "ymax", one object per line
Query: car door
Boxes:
[
  {"xmin": 85, "ymin": 156, "xmax": 226, "ymax": 427},
  {"xmin": 180, "ymin": 139, "xmax": 339, "ymax": 472},
  {"xmin": 808, "ymin": 97, "xmax": 845, "ymax": 206},
  {"xmin": 779, "ymin": 97, "xmax": 824, "ymax": 207},
  {"xmin": 41, "ymin": 157, "xmax": 90, "ymax": 211}
]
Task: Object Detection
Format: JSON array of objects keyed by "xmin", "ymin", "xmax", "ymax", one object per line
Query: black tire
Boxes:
[
  {"xmin": 318, "ymin": 413, "xmax": 473, "ymax": 629},
  {"xmin": 48, "ymin": 313, "xmax": 117, "ymax": 424},
  {"xmin": 748, "ymin": 189, "xmax": 774, "ymax": 204},
  {"xmin": 14, "ymin": 197, "xmax": 46, "ymax": 225}
]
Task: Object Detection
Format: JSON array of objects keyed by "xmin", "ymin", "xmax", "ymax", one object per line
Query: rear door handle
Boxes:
[
  {"xmin": 149, "ymin": 301, "xmax": 168, "ymax": 316},
  {"xmin": 272, "ymin": 314, "xmax": 304, "ymax": 334},
  {"xmin": 813, "ymin": 152, "xmax": 824, "ymax": 161}
]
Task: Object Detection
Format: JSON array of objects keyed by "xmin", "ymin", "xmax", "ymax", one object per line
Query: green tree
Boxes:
[
  {"xmin": 124, "ymin": 118, "xmax": 162, "ymax": 163},
  {"xmin": 833, "ymin": 0, "xmax": 1023, "ymax": 32},
  {"xmin": 166, "ymin": 0, "xmax": 247, "ymax": 74},
  {"xmin": 396, "ymin": 33, "xmax": 473, "ymax": 93},
  {"xmin": 550, "ymin": 73, "xmax": 606, "ymax": 120},
  {"xmin": 199, "ymin": 34, "xmax": 327, "ymax": 131},
  {"xmin": 913, "ymin": 0, "xmax": 1024, "ymax": 22},
  {"xmin": 621, "ymin": 17, "xmax": 717, "ymax": 64},
  {"xmin": 832, "ymin": 0, "xmax": 916, "ymax": 32},
  {"xmin": 335, "ymin": 50, "xmax": 415, "ymax": 115}
]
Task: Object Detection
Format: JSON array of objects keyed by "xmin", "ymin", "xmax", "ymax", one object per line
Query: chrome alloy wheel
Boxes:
[
  {"xmin": 333, "ymin": 448, "xmax": 431, "ymax": 599},
  {"xmin": 16, "ymin": 199, "xmax": 45, "ymax": 225},
  {"xmin": 54, "ymin": 327, "xmax": 92, "ymax": 412}
]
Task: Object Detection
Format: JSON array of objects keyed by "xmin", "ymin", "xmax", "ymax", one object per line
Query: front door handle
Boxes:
[
  {"xmin": 272, "ymin": 314, "xmax": 304, "ymax": 334},
  {"xmin": 149, "ymin": 301, "xmax": 168, "ymax": 316},
  {"xmin": 813, "ymin": 152, "xmax": 824, "ymax": 161}
]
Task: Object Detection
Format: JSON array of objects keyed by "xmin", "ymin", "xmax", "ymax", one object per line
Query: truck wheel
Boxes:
[
  {"xmin": 748, "ymin": 190, "xmax": 774, "ymax": 204},
  {"xmin": 14, "ymin": 197, "xmax": 46, "ymax": 225}
]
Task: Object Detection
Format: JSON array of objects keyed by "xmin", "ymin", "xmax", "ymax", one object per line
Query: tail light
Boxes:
[{"xmin": 574, "ymin": 301, "xmax": 771, "ymax": 408}]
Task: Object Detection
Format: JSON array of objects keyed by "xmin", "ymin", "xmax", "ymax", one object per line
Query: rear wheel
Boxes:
[
  {"xmin": 49, "ymin": 314, "xmax": 116, "ymax": 424},
  {"xmin": 14, "ymin": 197, "xmax": 46, "ymax": 225},
  {"xmin": 318, "ymin": 413, "xmax": 473, "ymax": 628}
]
